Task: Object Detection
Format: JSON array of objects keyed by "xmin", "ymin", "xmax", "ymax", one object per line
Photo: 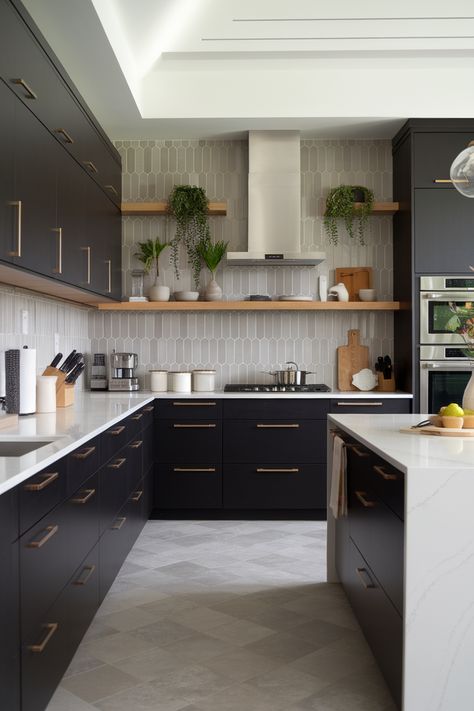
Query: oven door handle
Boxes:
[
  {"xmin": 422, "ymin": 362, "xmax": 471, "ymax": 370},
  {"xmin": 422, "ymin": 292, "xmax": 474, "ymax": 300}
]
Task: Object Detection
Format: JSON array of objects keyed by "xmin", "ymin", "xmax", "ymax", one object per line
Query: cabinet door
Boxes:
[
  {"xmin": 55, "ymin": 145, "xmax": 88, "ymax": 286},
  {"xmin": 330, "ymin": 399, "xmax": 411, "ymax": 415},
  {"xmin": 156, "ymin": 463, "xmax": 222, "ymax": 509},
  {"xmin": 224, "ymin": 420, "xmax": 325, "ymax": 463},
  {"xmin": 414, "ymin": 188, "xmax": 474, "ymax": 273},
  {"xmin": 156, "ymin": 420, "xmax": 222, "ymax": 463},
  {"xmin": 84, "ymin": 180, "xmax": 121, "ymax": 297},
  {"xmin": 413, "ymin": 132, "xmax": 474, "ymax": 188},
  {"xmin": 0, "ymin": 491, "xmax": 20, "ymax": 711},
  {"xmin": 0, "ymin": 79, "xmax": 16, "ymax": 265}
]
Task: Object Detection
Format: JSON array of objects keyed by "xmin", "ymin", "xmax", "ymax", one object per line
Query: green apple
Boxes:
[{"xmin": 443, "ymin": 403, "xmax": 464, "ymax": 417}]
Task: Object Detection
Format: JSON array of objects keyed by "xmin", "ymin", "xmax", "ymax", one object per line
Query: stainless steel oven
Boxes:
[
  {"xmin": 419, "ymin": 345, "xmax": 472, "ymax": 413},
  {"xmin": 420, "ymin": 276, "xmax": 474, "ymax": 344}
]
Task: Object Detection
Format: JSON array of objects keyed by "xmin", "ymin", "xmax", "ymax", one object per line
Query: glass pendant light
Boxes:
[{"xmin": 450, "ymin": 141, "xmax": 474, "ymax": 197}]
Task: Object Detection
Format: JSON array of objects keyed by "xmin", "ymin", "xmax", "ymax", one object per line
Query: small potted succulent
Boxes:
[
  {"xmin": 135, "ymin": 238, "xmax": 170, "ymax": 301},
  {"xmin": 197, "ymin": 237, "xmax": 229, "ymax": 301},
  {"xmin": 323, "ymin": 185, "xmax": 374, "ymax": 245}
]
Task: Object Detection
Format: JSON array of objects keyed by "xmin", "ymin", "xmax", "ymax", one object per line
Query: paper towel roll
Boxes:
[
  {"xmin": 36, "ymin": 375, "xmax": 57, "ymax": 413},
  {"xmin": 19, "ymin": 347, "xmax": 36, "ymax": 415}
]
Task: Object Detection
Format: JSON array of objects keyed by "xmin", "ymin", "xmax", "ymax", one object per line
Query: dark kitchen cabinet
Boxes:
[
  {"xmin": 0, "ymin": 79, "xmax": 16, "ymax": 266},
  {"xmin": 413, "ymin": 132, "xmax": 474, "ymax": 188},
  {"xmin": 19, "ymin": 457, "xmax": 67, "ymax": 535},
  {"xmin": 0, "ymin": 490, "xmax": 20, "ymax": 711},
  {"xmin": 330, "ymin": 398, "xmax": 411, "ymax": 415}
]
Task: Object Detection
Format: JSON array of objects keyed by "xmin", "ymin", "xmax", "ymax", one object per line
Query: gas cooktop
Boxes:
[{"xmin": 224, "ymin": 383, "xmax": 331, "ymax": 393}]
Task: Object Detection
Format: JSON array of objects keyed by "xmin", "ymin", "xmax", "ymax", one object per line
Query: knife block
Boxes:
[
  {"xmin": 42, "ymin": 366, "xmax": 75, "ymax": 407},
  {"xmin": 376, "ymin": 371, "xmax": 396, "ymax": 392}
]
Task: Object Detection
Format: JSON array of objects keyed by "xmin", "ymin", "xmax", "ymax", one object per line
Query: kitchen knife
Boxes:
[
  {"xmin": 64, "ymin": 353, "xmax": 83, "ymax": 375},
  {"xmin": 59, "ymin": 350, "xmax": 76, "ymax": 372},
  {"xmin": 65, "ymin": 362, "xmax": 85, "ymax": 384},
  {"xmin": 383, "ymin": 355, "xmax": 392, "ymax": 379},
  {"xmin": 49, "ymin": 353, "xmax": 62, "ymax": 368}
]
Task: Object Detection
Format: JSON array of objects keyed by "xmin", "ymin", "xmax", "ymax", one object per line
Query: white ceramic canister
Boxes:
[
  {"xmin": 36, "ymin": 375, "xmax": 57, "ymax": 413},
  {"xmin": 169, "ymin": 371, "xmax": 192, "ymax": 393},
  {"xmin": 149, "ymin": 370, "xmax": 168, "ymax": 392},
  {"xmin": 192, "ymin": 369, "xmax": 216, "ymax": 392}
]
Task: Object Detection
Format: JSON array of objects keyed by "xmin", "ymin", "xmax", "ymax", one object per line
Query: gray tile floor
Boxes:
[{"xmin": 46, "ymin": 521, "xmax": 397, "ymax": 711}]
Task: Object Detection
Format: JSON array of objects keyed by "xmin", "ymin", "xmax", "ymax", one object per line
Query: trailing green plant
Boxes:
[
  {"xmin": 134, "ymin": 238, "xmax": 169, "ymax": 278},
  {"xmin": 323, "ymin": 185, "xmax": 374, "ymax": 245},
  {"xmin": 168, "ymin": 185, "xmax": 211, "ymax": 289},
  {"xmin": 197, "ymin": 237, "xmax": 229, "ymax": 277}
]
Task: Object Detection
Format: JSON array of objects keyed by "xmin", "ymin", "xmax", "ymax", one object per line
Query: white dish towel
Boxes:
[{"xmin": 329, "ymin": 434, "xmax": 347, "ymax": 518}]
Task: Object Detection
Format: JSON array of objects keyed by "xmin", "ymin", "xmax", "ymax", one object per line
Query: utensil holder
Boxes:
[
  {"xmin": 42, "ymin": 366, "xmax": 75, "ymax": 407},
  {"xmin": 376, "ymin": 371, "xmax": 396, "ymax": 392}
]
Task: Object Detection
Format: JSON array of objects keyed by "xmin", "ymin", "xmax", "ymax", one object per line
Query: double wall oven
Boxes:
[{"xmin": 419, "ymin": 276, "xmax": 474, "ymax": 413}]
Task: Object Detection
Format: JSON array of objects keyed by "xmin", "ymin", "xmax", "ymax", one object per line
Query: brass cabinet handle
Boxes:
[
  {"xmin": 104, "ymin": 184, "xmax": 118, "ymax": 195},
  {"xmin": 355, "ymin": 490, "xmax": 377, "ymax": 508},
  {"xmin": 433, "ymin": 178, "xmax": 468, "ymax": 184},
  {"xmin": 356, "ymin": 567, "xmax": 376, "ymax": 589},
  {"xmin": 173, "ymin": 423, "xmax": 216, "ymax": 428},
  {"xmin": 256, "ymin": 424, "xmax": 300, "ymax": 428},
  {"xmin": 345, "ymin": 443, "xmax": 369, "ymax": 458},
  {"xmin": 83, "ymin": 160, "xmax": 98, "ymax": 173},
  {"xmin": 28, "ymin": 623, "xmax": 58, "ymax": 653},
  {"xmin": 112, "ymin": 516, "xmax": 126, "ymax": 530},
  {"xmin": 373, "ymin": 464, "xmax": 398, "ymax": 481},
  {"xmin": 129, "ymin": 440, "xmax": 143, "ymax": 449},
  {"xmin": 8, "ymin": 200, "xmax": 22, "ymax": 257},
  {"xmin": 108, "ymin": 457, "xmax": 126, "ymax": 469},
  {"xmin": 130, "ymin": 413, "xmax": 143, "ymax": 421},
  {"xmin": 143, "ymin": 405, "xmax": 154, "ymax": 412},
  {"xmin": 336, "ymin": 402, "xmax": 383, "ymax": 407},
  {"xmin": 12, "ymin": 78, "xmax": 37, "ymax": 99},
  {"xmin": 70, "ymin": 488, "xmax": 96, "ymax": 504},
  {"xmin": 256, "ymin": 467, "xmax": 299, "ymax": 473},
  {"xmin": 108, "ymin": 425, "xmax": 125, "ymax": 436},
  {"xmin": 172, "ymin": 401, "xmax": 216, "ymax": 406},
  {"xmin": 23, "ymin": 471, "xmax": 59, "ymax": 492},
  {"xmin": 73, "ymin": 445, "xmax": 96, "ymax": 460},
  {"xmin": 130, "ymin": 490, "xmax": 143, "ymax": 502},
  {"xmin": 27, "ymin": 524, "xmax": 59, "ymax": 549},
  {"xmin": 52, "ymin": 227, "xmax": 62, "ymax": 274},
  {"xmin": 54, "ymin": 128, "xmax": 74, "ymax": 144},
  {"xmin": 81, "ymin": 246, "xmax": 91, "ymax": 284},
  {"xmin": 173, "ymin": 467, "xmax": 216, "ymax": 472},
  {"xmin": 106, "ymin": 259, "xmax": 112, "ymax": 293},
  {"xmin": 73, "ymin": 564, "xmax": 96, "ymax": 586}
]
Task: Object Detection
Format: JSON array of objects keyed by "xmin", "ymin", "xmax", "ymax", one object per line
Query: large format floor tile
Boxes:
[{"xmin": 46, "ymin": 520, "xmax": 396, "ymax": 711}]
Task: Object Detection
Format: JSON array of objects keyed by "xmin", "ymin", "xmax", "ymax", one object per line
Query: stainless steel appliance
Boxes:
[
  {"xmin": 90, "ymin": 353, "xmax": 108, "ymax": 391},
  {"xmin": 224, "ymin": 383, "xmax": 330, "ymax": 393},
  {"xmin": 419, "ymin": 345, "xmax": 472, "ymax": 413},
  {"xmin": 109, "ymin": 352, "xmax": 139, "ymax": 391},
  {"xmin": 420, "ymin": 276, "xmax": 474, "ymax": 344}
]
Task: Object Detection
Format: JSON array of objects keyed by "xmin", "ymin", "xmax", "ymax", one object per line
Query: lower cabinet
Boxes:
[
  {"xmin": 0, "ymin": 490, "xmax": 20, "ymax": 711},
  {"xmin": 156, "ymin": 464, "xmax": 222, "ymax": 509}
]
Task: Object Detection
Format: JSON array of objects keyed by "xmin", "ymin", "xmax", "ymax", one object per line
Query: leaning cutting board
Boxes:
[
  {"xmin": 337, "ymin": 329, "xmax": 369, "ymax": 391},
  {"xmin": 400, "ymin": 426, "xmax": 474, "ymax": 437},
  {"xmin": 335, "ymin": 267, "xmax": 372, "ymax": 301}
]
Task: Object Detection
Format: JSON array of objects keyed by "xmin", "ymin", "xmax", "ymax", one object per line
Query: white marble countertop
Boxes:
[{"xmin": 149, "ymin": 390, "xmax": 412, "ymax": 399}]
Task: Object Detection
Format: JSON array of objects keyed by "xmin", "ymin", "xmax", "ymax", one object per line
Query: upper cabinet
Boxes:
[{"xmin": 413, "ymin": 132, "xmax": 474, "ymax": 188}]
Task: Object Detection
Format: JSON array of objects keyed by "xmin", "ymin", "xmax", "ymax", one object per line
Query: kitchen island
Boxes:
[{"xmin": 327, "ymin": 413, "xmax": 474, "ymax": 711}]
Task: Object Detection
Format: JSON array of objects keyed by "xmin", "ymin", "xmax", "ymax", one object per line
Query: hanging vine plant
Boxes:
[
  {"xmin": 168, "ymin": 185, "xmax": 211, "ymax": 289},
  {"xmin": 323, "ymin": 185, "xmax": 374, "ymax": 246}
]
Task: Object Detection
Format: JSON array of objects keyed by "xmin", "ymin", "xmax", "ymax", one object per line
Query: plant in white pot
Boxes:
[
  {"xmin": 135, "ymin": 238, "xmax": 170, "ymax": 301},
  {"xmin": 197, "ymin": 237, "xmax": 229, "ymax": 301}
]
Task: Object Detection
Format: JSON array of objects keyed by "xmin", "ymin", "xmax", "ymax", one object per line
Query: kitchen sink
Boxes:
[{"xmin": 0, "ymin": 440, "xmax": 57, "ymax": 457}]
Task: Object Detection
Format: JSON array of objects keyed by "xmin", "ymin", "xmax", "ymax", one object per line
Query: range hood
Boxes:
[{"xmin": 227, "ymin": 131, "xmax": 325, "ymax": 266}]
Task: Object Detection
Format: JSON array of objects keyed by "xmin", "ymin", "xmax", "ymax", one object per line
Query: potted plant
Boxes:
[
  {"xmin": 197, "ymin": 237, "xmax": 229, "ymax": 301},
  {"xmin": 134, "ymin": 238, "xmax": 170, "ymax": 301},
  {"xmin": 168, "ymin": 185, "xmax": 211, "ymax": 297},
  {"xmin": 323, "ymin": 185, "xmax": 374, "ymax": 245}
]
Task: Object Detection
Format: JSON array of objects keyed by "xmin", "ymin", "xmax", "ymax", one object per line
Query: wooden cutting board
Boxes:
[
  {"xmin": 337, "ymin": 329, "xmax": 369, "ymax": 391},
  {"xmin": 335, "ymin": 267, "xmax": 372, "ymax": 301},
  {"xmin": 400, "ymin": 426, "xmax": 474, "ymax": 437}
]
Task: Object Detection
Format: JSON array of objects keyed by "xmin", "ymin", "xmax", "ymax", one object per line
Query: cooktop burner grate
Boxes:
[{"xmin": 224, "ymin": 383, "xmax": 331, "ymax": 393}]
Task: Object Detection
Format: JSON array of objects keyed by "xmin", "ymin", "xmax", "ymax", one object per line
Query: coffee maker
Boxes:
[{"xmin": 108, "ymin": 352, "xmax": 139, "ymax": 391}]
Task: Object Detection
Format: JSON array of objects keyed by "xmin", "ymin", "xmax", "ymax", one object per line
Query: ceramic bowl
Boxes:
[
  {"xmin": 358, "ymin": 289, "xmax": 376, "ymax": 302},
  {"xmin": 441, "ymin": 415, "xmax": 464, "ymax": 429},
  {"xmin": 173, "ymin": 291, "xmax": 199, "ymax": 302},
  {"xmin": 351, "ymin": 368, "xmax": 378, "ymax": 391}
]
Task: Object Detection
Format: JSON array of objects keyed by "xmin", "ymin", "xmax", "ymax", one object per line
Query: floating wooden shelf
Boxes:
[
  {"xmin": 96, "ymin": 300, "xmax": 400, "ymax": 312},
  {"xmin": 353, "ymin": 202, "xmax": 399, "ymax": 215},
  {"xmin": 121, "ymin": 201, "xmax": 227, "ymax": 216}
]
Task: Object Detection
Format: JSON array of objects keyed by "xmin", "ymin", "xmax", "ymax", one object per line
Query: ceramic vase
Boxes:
[
  {"xmin": 205, "ymin": 273, "xmax": 222, "ymax": 301},
  {"xmin": 148, "ymin": 279, "xmax": 170, "ymax": 302},
  {"xmin": 462, "ymin": 370, "xmax": 474, "ymax": 410}
]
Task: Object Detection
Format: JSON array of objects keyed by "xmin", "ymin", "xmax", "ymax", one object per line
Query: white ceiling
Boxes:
[{"xmin": 22, "ymin": 0, "xmax": 474, "ymax": 141}]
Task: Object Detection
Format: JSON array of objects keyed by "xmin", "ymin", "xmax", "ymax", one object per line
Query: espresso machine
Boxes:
[{"xmin": 108, "ymin": 352, "xmax": 139, "ymax": 391}]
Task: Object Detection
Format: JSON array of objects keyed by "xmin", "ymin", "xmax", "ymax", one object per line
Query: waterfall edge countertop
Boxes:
[{"xmin": 327, "ymin": 413, "xmax": 474, "ymax": 711}]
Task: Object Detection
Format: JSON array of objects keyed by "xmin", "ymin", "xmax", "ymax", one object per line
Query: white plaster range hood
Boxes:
[{"xmin": 227, "ymin": 131, "xmax": 325, "ymax": 266}]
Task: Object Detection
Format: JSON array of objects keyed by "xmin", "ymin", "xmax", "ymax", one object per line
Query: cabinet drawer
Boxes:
[
  {"xmin": 143, "ymin": 422, "xmax": 155, "ymax": 474},
  {"xmin": 140, "ymin": 402, "xmax": 156, "ymax": 429},
  {"xmin": 101, "ymin": 420, "xmax": 130, "ymax": 464},
  {"xmin": 157, "ymin": 399, "xmax": 221, "ymax": 420},
  {"xmin": 19, "ymin": 458, "xmax": 66, "ymax": 535},
  {"xmin": 224, "ymin": 463, "xmax": 326, "ymax": 510},
  {"xmin": 126, "ymin": 436, "xmax": 144, "ymax": 491},
  {"xmin": 21, "ymin": 472, "xmax": 99, "ymax": 637},
  {"xmin": 224, "ymin": 420, "xmax": 324, "ymax": 463},
  {"xmin": 344, "ymin": 539, "xmax": 402, "ymax": 708},
  {"xmin": 224, "ymin": 399, "xmax": 329, "ymax": 420},
  {"xmin": 0, "ymin": 486, "xmax": 19, "ymax": 542},
  {"xmin": 156, "ymin": 420, "xmax": 222, "ymax": 462},
  {"xmin": 369, "ymin": 455, "xmax": 404, "ymax": 521},
  {"xmin": 127, "ymin": 409, "xmax": 146, "ymax": 437},
  {"xmin": 22, "ymin": 545, "xmax": 99, "ymax": 711},
  {"xmin": 67, "ymin": 437, "xmax": 100, "ymax": 494},
  {"xmin": 155, "ymin": 463, "xmax": 222, "ymax": 509},
  {"xmin": 99, "ymin": 504, "xmax": 135, "ymax": 602},
  {"xmin": 0, "ymin": 536, "xmax": 20, "ymax": 711},
  {"xmin": 99, "ymin": 451, "xmax": 129, "ymax": 534},
  {"xmin": 330, "ymin": 399, "xmax": 411, "ymax": 414},
  {"xmin": 413, "ymin": 132, "xmax": 474, "ymax": 188}
]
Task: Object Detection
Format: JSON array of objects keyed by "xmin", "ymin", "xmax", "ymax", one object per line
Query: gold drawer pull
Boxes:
[
  {"xmin": 336, "ymin": 402, "xmax": 383, "ymax": 407},
  {"xmin": 373, "ymin": 464, "xmax": 398, "ymax": 481},
  {"xmin": 8, "ymin": 200, "xmax": 22, "ymax": 257},
  {"xmin": 106, "ymin": 259, "xmax": 112, "ymax": 294},
  {"xmin": 81, "ymin": 246, "xmax": 91, "ymax": 284},
  {"xmin": 356, "ymin": 567, "xmax": 376, "ymax": 589},
  {"xmin": 130, "ymin": 490, "xmax": 143, "ymax": 502},
  {"xmin": 173, "ymin": 467, "xmax": 216, "ymax": 472},
  {"xmin": 129, "ymin": 440, "xmax": 143, "ymax": 449},
  {"xmin": 108, "ymin": 457, "xmax": 126, "ymax": 469},
  {"xmin": 28, "ymin": 623, "xmax": 58, "ymax": 653},
  {"xmin": 12, "ymin": 78, "xmax": 37, "ymax": 99},
  {"xmin": 345, "ymin": 443, "xmax": 369, "ymax": 458},
  {"xmin": 73, "ymin": 564, "xmax": 96, "ymax": 586},
  {"xmin": 143, "ymin": 405, "xmax": 154, "ymax": 412},
  {"xmin": 73, "ymin": 446, "xmax": 96, "ymax": 460},
  {"xmin": 173, "ymin": 423, "xmax": 216, "ymax": 428},
  {"xmin": 83, "ymin": 160, "xmax": 98, "ymax": 173},
  {"xmin": 24, "ymin": 471, "xmax": 59, "ymax": 491},
  {"xmin": 54, "ymin": 127, "xmax": 74, "ymax": 144},
  {"xmin": 112, "ymin": 516, "xmax": 126, "ymax": 530},
  {"xmin": 52, "ymin": 227, "xmax": 62, "ymax": 274},
  {"xmin": 256, "ymin": 467, "xmax": 299, "ymax": 473},
  {"xmin": 433, "ymin": 178, "xmax": 468, "ymax": 184},
  {"xmin": 172, "ymin": 401, "xmax": 216, "ymax": 406},
  {"xmin": 27, "ymin": 524, "xmax": 59, "ymax": 549},
  {"xmin": 355, "ymin": 491, "xmax": 377, "ymax": 508},
  {"xmin": 256, "ymin": 424, "xmax": 300, "ymax": 428},
  {"xmin": 70, "ymin": 488, "xmax": 96, "ymax": 505},
  {"xmin": 130, "ymin": 413, "xmax": 143, "ymax": 421},
  {"xmin": 104, "ymin": 184, "xmax": 118, "ymax": 195},
  {"xmin": 108, "ymin": 425, "xmax": 125, "ymax": 436}
]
